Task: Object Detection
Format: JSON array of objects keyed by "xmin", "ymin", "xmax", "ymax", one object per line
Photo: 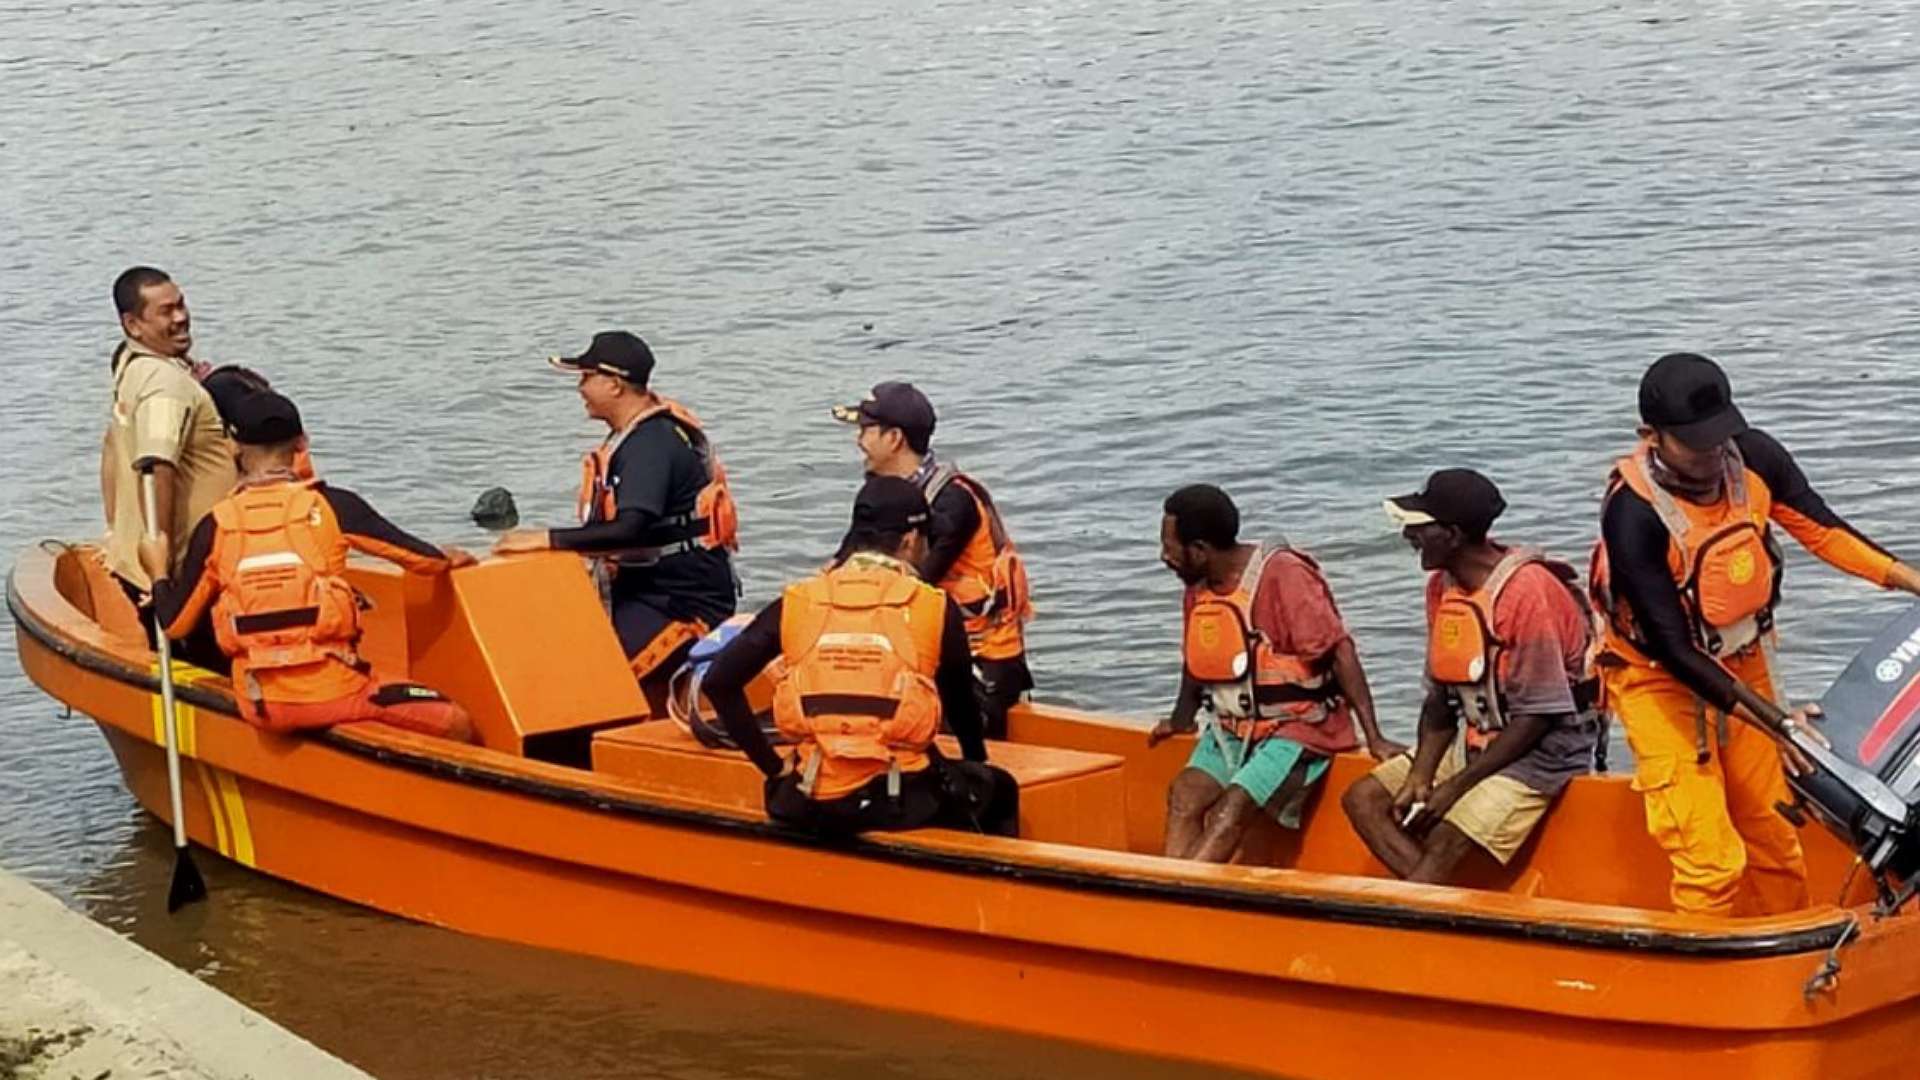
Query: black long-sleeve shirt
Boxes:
[
  {"xmin": 152, "ymin": 481, "xmax": 450, "ymax": 639},
  {"xmin": 702, "ymin": 593, "xmax": 985, "ymax": 778},
  {"xmin": 1602, "ymin": 428, "xmax": 1895, "ymax": 710}
]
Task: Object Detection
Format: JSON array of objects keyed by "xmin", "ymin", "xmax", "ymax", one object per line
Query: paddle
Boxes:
[{"xmin": 140, "ymin": 467, "xmax": 208, "ymax": 913}]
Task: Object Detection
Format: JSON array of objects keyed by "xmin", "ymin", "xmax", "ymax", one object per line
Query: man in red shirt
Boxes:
[
  {"xmin": 1149, "ymin": 484, "xmax": 1397, "ymax": 862},
  {"xmin": 1343, "ymin": 469, "xmax": 1600, "ymax": 883}
]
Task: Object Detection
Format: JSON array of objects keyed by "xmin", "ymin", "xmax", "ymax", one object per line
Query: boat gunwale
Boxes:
[{"xmin": 7, "ymin": 555, "xmax": 1858, "ymax": 960}]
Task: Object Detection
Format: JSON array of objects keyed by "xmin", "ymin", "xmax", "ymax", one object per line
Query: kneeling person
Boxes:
[
  {"xmin": 1149, "ymin": 485, "xmax": 1396, "ymax": 863},
  {"xmin": 701, "ymin": 477, "xmax": 1016, "ymax": 838},
  {"xmin": 145, "ymin": 391, "xmax": 476, "ymax": 741},
  {"xmin": 1343, "ymin": 469, "xmax": 1598, "ymax": 883}
]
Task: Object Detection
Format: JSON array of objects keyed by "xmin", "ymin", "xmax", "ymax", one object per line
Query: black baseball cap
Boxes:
[
  {"xmin": 850, "ymin": 475, "xmax": 931, "ymax": 532},
  {"xmin": 1638, "ymin": 352, "xmax": 1747, "ymax": 450},
  {"xmin": 227, "ymin": 390, "xmax": 305, "ymax": 446},
  {"xmin": 1384, "ymin": 468, "xmax": 1507, "ymax": 536},
  {"xmin": 831, "ymin": 381, "xmax": 936, "ymax": 436},
  {"xmin": 548, "ymin": 330, "xmax": 656, "ymax": 385}
]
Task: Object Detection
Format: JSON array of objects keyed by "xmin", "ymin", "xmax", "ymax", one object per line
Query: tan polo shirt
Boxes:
[{"xmin": 102, "ymin": 339, "xmax": 237, "ymax": 590}]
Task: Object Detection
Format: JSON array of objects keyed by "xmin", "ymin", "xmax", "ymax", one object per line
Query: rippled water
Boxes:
[{"xmin": 6, "ymin": 0, "xmax": 1920, "ymax": 1076}]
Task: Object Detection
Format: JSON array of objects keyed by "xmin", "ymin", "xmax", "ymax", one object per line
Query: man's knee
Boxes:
[
  {"xmin": 1167, "ymin": 769, "xmax": 1222, "ymax": 820},
  {"xmin": 1406, "ymin": 823, "xmax": 1479, "ymax": 885},
  {"xmin": 1342, "ymin": 775, "xmax": 1390, "ymax": 824},
  {"xmin": 1202, "ymin": 785, "xmax": 1259, "ymax": 836}
]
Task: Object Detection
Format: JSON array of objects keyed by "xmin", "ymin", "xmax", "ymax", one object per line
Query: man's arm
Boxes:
[
  {"xmin": 149, "ymin": 516, "xmax": 219, "ymax": 640},
  {"xmin": 1740, "ymin": 429, "xmax": 1915, "ymax": 590},
  {"xmin": 936, "ymin": 598, "xmax": 987, "ymax": 761},
  {"xmin": 702, "ymin": 599, "xmax": 788, "ymax": 778},
  {"xmin": 920, "ymin": 484, "xmax": 982, "ymax": 587},
  {"xmin": 321, "ymin": 486, "xmax": 458, "ymax": 573},
  {"xmin": 1330, "ymin": 638, "xmax": 1400, "ymax": 758}
]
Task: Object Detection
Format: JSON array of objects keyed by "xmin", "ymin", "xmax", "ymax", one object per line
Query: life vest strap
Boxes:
[
  {"xmin": 231, "ymin": 606, "xmax": 321, "ymax": 635},
  {"xmin": 798, "ymin": 692, "xmax": 899, "ymax": 719}
]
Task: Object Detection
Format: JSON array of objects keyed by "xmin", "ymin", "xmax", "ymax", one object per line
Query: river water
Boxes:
[{"xmin": 5, "ymin": 0, "xmax": 1920, "ymax": 1076}]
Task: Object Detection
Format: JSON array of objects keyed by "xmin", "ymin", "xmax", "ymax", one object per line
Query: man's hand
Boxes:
[
  {"xmin": 1418, "ymin": 774, "xmax": 1469, "ymax": 828},
  {"xmin": 1147, "ymin": 715, "xmax": 1195, "ymax": 748},
  {"xmin": 1391, "ymin": 771, "xmax": 1435, "ymax": 823},
  {"xmin": 137, "ymin": 535, "xmax": 171, "ymax": 583},
  {"xmin": 491, "ymin": 529, "xmax": 551, "ymax": 555},
  {"xmin": 1366, "ymin": 733, "xmax": 1409, "ymax": 762},
  {"xmin": 441, "ymin": 546, "xmax": 479, "ymax": 570},
  {"xmin": 1887, "ymin": 562, "xmax": 1920, "ymax": 598},
  {"xmin": 1778, "ymin": 703, "xmax": 1830, "ymax": 777}
]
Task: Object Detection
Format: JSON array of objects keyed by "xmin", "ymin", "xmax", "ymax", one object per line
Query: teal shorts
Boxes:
[{"xmin": 1185, "ymin": 729, "xmax": 1330, "ymax": 829}]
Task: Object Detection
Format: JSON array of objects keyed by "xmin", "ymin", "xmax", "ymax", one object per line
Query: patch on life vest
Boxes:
[
  {"xmin": 1727, "ymin": 548, "xmax": 1756, "ymax": 586},
  {"xmin": 1196, "ymin": 620, "xmax": 1220, "ymax": 650},
  {"xmin": 308, "ymin": 505, "xmax": 323, "ymax": 527},
  {"xmin": 1440, "ymin": 620, "xmax": 1463, "ymax": 648}
]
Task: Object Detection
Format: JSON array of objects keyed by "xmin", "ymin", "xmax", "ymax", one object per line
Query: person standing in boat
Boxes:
[
  {"xmin": 493, "ymin": 331, "xmax": 740, "ymax": 717},
  {"xmin": 1343, "ymin": 470, "xmax": 1601, "ymax": 883},
  {"xmin": 702, "ymin": 477, "xmax": 1018, "ymax": 838},
  {"xmin": 1591, "ymin": 353, "xmax": 1920, "ymax": 916},
  {"xmin": 100, "ymin": 266, "xmax": 237, "ymax": 668},
  {"xmin": 142, "ymin": 391, "xmax": 477, "ymax": 741},
  {"xmin": 1148, "ymin": 484, "xmax": 1396, "ymax": 862},
  {"xmin": 831, "ymin": 382, "xmax": 1034, "ymax": 739}
]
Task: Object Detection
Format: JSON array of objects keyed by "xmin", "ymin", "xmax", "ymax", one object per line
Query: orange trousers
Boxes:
[
  {"xmin": 1604, "ymin": 648, "xmax": 1807, "ymax": 917},
  {"xmin": 245, "ymin": 677, "xmax": 474, "ymax": 743}
]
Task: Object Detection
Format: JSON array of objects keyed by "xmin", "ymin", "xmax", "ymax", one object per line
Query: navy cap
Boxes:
[
  {"xmin": 1384, "ymin": 468, "xmax": 1507, "ymax": 536},
  {"xmin": 850, "ymin": 475, "xmax": 931, "ymax": 532},
  {"xmin": 831, "ymin": 381, "xmax": 936, "ymax": 437},
  {"xmin": 227, "ymin": 390, "xmax": 304, "ymax": 446},
  {"xmin": 549, "ymin": 330, "xmax": 656, "ymax": 386}
]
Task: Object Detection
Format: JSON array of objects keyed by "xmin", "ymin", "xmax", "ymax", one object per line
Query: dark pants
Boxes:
[
  {"xmin": 612, "ymin": 594, "xmax": 700, "ymax": 717},
  {"xmin": 765, "ymin": 752, "xmax": 1020, "ymax": 839},
  {"xmin": 120, "ymin": 576, "xmax": 231, "ymax": 676},
  {"xmin": 972, "ymin": 654, "xmax": 1034, "ymax": 741}
]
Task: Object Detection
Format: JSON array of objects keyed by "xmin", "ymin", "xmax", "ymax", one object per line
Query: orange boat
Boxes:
[{"xmin": 10, "ymin": 542, "xmax": 1920, "ymax": 1079}]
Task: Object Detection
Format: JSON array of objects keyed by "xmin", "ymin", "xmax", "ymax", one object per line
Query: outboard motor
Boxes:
[{"xmin": 1789, "ymin": 601, "xmax": 1920, "ymax": 902}]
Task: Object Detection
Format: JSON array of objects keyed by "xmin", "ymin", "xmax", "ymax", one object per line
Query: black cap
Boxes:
[
  {"xmin": 850, "ymin": 475, "xmax": 931, "ymax": 532},
  {"xmin": 1384, "ymin": 468, "xmax": 1507, "ymax": 536},
  {"xmin": 201, "ymin": 365, "xmax": 273, "ymax": 430},
  {"xmin": 1639, "ymin": 352, "xmax": 1747, "ymax": 450},
  {"xmin": 227, "ymin": 390, "xmax": 304, "ymax": 446},
  {"xmin": 548, "ymin": 330, "xmax": 655, "ymax": 385},
  {"xmin": 831, "ymin": 381, "xmax": 936, "ymax": 436}
]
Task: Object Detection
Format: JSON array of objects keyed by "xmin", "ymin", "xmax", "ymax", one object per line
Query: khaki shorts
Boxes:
[{"xmin": 1368, "ymin": 736, "xmax": 1551, "ymax": 864}]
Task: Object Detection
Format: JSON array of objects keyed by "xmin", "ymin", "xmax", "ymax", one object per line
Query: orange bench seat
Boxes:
[{"xmin": 591, "ymin": 721, "xmax": 1130, "ymax": 849}]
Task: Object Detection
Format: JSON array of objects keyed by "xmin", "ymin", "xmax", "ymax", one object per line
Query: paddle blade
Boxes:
[{"xmin": 167, "ymin": 846, "xmax": 207, "ymax": 913}]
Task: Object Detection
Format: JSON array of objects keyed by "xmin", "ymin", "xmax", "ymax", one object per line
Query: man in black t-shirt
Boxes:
[{"xmin": 495, "ymin": 331, "xmax": 739, "ymax": 714}]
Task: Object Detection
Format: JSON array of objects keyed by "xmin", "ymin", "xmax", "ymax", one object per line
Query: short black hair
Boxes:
[
  {"xmin": 1163, "ymin": 484, "xmax": 1239, "ymax": 548},
  {"xmin": 113, "ymin": 266, "xmax": 172, "ymax": 318},
  {"xmin": 901, "ymin": 426, "xmax": 931, "ymax": 455}
]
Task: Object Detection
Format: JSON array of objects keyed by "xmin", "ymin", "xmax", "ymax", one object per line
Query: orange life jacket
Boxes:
[
  {"xmin": 1429, "ymin": 547, "xmax": 1598, "ymax": 750},
  {"xmin": 1183, "ymin": 544, "xmax": 1342, "ymax": 743},
  {"xmin": 1590, "ymin": 440, "xmax": 1781, "ymax": 665},
  {"xmin": 578, "ymin": 396, "xmax": 740, "ymax": 561},
  {"xmin": 772, "ymin": 553, "xmax": 948, "ymax": 801},
  {"xmin": 923, "ymin": 464, "xmax": 1031, "ymax": 661},
  {"xmin": 207, "ymin": 478, "xmax": 363, "ymax": 709}
]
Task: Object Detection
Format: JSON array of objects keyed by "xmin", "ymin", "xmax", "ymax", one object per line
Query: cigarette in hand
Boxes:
[{"xmin": 1401, "ymin": 801, "xmax": 1426, "ymax": 828}]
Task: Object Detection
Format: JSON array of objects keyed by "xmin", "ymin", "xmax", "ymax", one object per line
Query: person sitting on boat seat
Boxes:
[
  {"xmin": 832, "ymin": 382, "xmax": 1034, "ymax": 739},
  {"xmin": 200, "ymin": 364, "xmax": 317, "ymax": 481},
  {"xmin": 143, "ymin": 391, "xmax": 478, "ymax": 741},
  {"xmin": 1148, "ymin": 484, "xmax": 1396, "ymax": 862},
  {"xmin": 494, "ymin": 331, "xmax": 739, "ymax": 717},
  {"xmin": 1343, "ymin": 469, "xmax": 1600, "ymax": 884},
  {"xmin": 700, "ymin": 476, "xmax": 1018, "ymax": 838}
]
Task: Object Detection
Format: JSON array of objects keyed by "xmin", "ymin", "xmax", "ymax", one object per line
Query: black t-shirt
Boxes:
[{"xmin": 550, "ymin": 412, "xmax": 737, "ymax": 627}]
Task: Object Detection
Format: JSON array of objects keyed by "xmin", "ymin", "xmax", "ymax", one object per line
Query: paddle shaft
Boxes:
[{"xmin": 140, "ymin": 471, "xmax": 192, "ymax": 853}]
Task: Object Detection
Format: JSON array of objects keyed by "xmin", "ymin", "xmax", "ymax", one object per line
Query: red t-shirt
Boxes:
[
  {"xmin": 1185, "ymin": 545, "xmax": 1356, "ymax": 754},
  {"xmin": 1423, "ymin": 559, "xmax": 1596, "ymax": 793}
]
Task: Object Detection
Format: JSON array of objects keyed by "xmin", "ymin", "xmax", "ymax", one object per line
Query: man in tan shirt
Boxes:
[{"xmin": 100, "ymin": 267, "xmax": 237, "ymax": 662}]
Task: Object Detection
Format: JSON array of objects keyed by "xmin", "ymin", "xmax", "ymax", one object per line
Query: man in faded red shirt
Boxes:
[
  {"xmin": 1150, "ymin": 485, "xmax": 1398, "ymax": 863},
  {"xmin": 1344, "ymin": 469, "xmax": 1599, "ymax": 883}
]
